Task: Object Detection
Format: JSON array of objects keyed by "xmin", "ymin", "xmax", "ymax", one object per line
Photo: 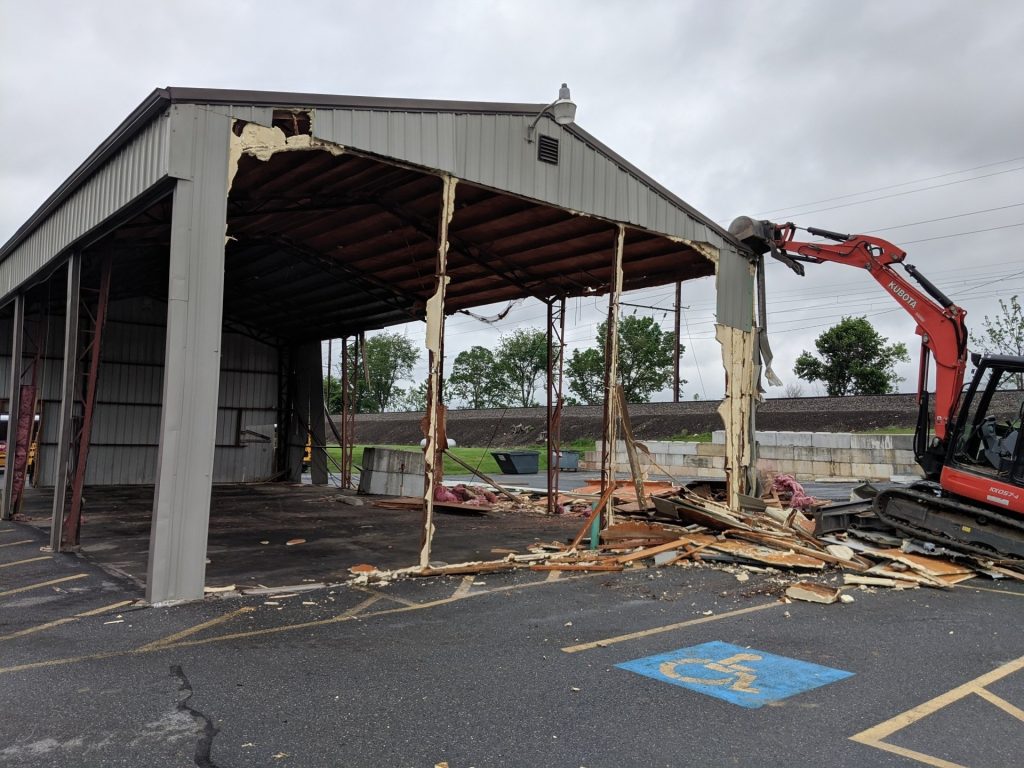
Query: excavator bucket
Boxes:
[
  {"xmin": 728, "ymin": 216, "xmax": 775, "ymax": 254},
  {"xmin": 729, "ymin": 216, "xmax": 806, "ymax": 276}
]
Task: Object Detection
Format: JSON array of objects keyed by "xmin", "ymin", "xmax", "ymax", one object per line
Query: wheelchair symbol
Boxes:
[{"xmin": 658, "ymin": 652, "xmax": 763, "ymax": 694}]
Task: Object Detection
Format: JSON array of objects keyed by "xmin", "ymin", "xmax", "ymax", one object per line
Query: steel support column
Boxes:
[
  {"xmin": 420, "ymin": 175, "xmax": 456, "ymax": 569},
  {"xmin": 545, "ymin": 297, "xmax": 566, "ymax": 515},
  {"xmin": 340, "ymin": 336, "xmax": 356, "ymax": 489},
  {"xmin": 673, "ymin": 281, "xmax": 682, "ymax": 403},
  {"xmin": 63, "ymin": 253, "xmax": 112, "ymax": 547},
  {"xmin": 1, "ymin": 294, "xmax": 24, "ymax": 521},
  {"xmin": 50, "ymin": 255, "xmax": 81, "ymax": 550},
  {"xmin": 148, "ymin": 106, "xmax": 231, "ymax": 604},
  {"xmin": 600, "ymin": 226, "xmax": 625, "ymax": 501}
]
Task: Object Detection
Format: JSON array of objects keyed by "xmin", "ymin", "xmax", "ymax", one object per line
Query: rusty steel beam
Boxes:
[
  {"xmin": 50, "ymin": 254, "xmax": 81, "ymax": 551},
  {"xmin": 546, "ymin": 297, "xmax": 566, "ymax": 515},
  {"xmin": 63, "ymin": 253, "xmax": 112, "ymax": 547},
  {"xmin": 1, "ymin": 294, "xmax": 24, "ymax": 521}
]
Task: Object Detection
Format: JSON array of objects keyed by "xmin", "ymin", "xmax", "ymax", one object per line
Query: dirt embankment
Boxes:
[{"xmin": 342, "ymin": 391, "xmax": 1022, "ymax": 447}]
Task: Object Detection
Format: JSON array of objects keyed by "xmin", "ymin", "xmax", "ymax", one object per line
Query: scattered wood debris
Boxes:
[{"xmin": 786, "ymin": 582, "xmax": 840, "ymax": 604}]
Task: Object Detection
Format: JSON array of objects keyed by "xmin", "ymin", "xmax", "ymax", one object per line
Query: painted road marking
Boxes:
[
  {"xmin": 137, "ymin": 606, "xmax": 256, "ymax": 651},
  {"xmin": 561, "ymin": 602, "xmax": 778, "ymax": 653},
  {"xmin": 0, "ymin": 556, "xmax": 49, "ymax": 569},
  {"xmin": 617, "ymin": 640, "xmax": 854, "ymax": 709},
  {"xmin": 0, "ymin": 572, "xmax": 605, "ymax": 677},
  {"xmin": 0, "ymin": 600, "xmax": 136, "ymax": 642},
  {"xmin": 452, "ymin": 575, "xmax": 475, "ymax": 599},
  {"xmin": 851, "ymin": 653, "xmax": 1024, "ymax": 768},
  {"xmin": 0, "ymin": 573, "xmax": 87, "ymax": 597},
  {"xmin": 0, "ymin": 539, "xmax": 33, "ymax": 548}
]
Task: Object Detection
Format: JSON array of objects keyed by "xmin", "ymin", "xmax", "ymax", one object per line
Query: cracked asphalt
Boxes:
[{"xmin": 2, "ymin": 517, "xmax": 1023, "ymax": 768}]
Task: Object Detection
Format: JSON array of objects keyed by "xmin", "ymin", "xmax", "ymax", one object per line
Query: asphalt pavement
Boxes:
[{"xmin": 2, "ymin": 516, "xmax": 1023, "ymax": 767}]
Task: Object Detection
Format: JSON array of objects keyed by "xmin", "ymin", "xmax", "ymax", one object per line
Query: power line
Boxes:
[
  {"xmin": 744, "ymin": 156, "xmax": 1024, "ymax": 217},
  {"xmin": 868, "ymin": 202, "xmax": 1024, "ymax": 233},
  {"xmin": 899, "ymin": 222, "xmax": 1024, "ymax": 244},
  {"xmin": 779, "ymin": 166, "xmax": 1024, "ymax": 219}
]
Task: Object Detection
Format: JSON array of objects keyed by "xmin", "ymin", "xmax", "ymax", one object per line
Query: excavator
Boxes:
[{"xmin": 729, "ymin": 216, "xmax": 1024, "ymax": 559}]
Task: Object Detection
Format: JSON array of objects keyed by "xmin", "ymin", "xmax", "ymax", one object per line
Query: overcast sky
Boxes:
[{"xmin": 1, "ymin": 0, "xmax": 1021, "ymax": 403}]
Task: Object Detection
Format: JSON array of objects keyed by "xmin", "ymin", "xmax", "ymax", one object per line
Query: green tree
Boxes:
[
  {"xmin": 566, "ymin": 315, "xmax": 679, "ymax": 404},
  {"xmin": 395, "ymin": 380, "xmax": 429, "ymax": 412},
  {"xmin": 494, "ymin": 329, "xmax": 549, "ymax": 408},
  {"xmin": 970, "ymin": 295, "xmax": 1023, "ymax": 389},
  {"xmin": 448, "ymin": 346, "xmax": 511, "ymax": 408},
  {"xmin": 794, "ymin": 316, "xmax": 909, "ymax": 396},
  {"xmin": 345, "ymin": 331, "xmax": 420, "ymax": 412},
  {"xmin": 323, "ymin": 374, "xmax": 343, "ymax": 414}
]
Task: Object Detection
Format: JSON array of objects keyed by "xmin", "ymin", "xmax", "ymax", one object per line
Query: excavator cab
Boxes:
[{"xmin": 947, "ymin": 355, "xmax": 1024, "ymax": 488}]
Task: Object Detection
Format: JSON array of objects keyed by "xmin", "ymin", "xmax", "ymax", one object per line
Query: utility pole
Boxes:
[{"xmin": 672, "ymin": 280, "xmax": 681, "ymax": 402}]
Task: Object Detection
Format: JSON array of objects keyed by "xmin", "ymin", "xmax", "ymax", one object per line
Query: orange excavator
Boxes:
[{"xmin": 730, "ymin": 216, "xmax": 1024, "ymax": 559}]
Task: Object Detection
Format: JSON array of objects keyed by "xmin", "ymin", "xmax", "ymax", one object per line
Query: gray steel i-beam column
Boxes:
[
  {"xmin": 600, "ymin": 226, "xmax": 625, "ymax": 499},
  {"xmin": 148, "ymin": 107, "xmax": 231, "ymax": 604},
  {"xmin": 2, "ymin": 294, "xmax": 25, "ymax": 521},
  {"xmin": 50, "ymin": 256, "xmax": 81, "ymax": 548}
]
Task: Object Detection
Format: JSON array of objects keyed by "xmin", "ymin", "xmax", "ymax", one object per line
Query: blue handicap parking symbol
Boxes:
[{"xmin": 616, "ymin": 640, "xmax": 853, "ymax": 708}]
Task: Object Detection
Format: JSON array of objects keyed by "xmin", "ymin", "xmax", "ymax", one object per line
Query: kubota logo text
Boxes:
[{"xmin": 888, "ymin": 282, "xmax": 918, "ymax": 309}]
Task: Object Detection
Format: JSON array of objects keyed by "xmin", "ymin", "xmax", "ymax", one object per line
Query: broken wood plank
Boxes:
[
  {"xmin": 785, "ymin": 582, "xmax": 840, "ymax": 604},
  {"xmin": 530, "ymin": 562, "xmax": 624, "ymax": 572},
  {"xmin": 844, "ymin": 574, "xmax": 908, "ymax": 588},
  {"xmin": 615, "ymin": 384, "xmax": 649, "ymax": 511},
  {"xmin": 414, "ymin": 561, "xmax": 518, "ymax": 577},
  {"xmin": 615, "ymin": 538, "xmax": 695, "ymax": 564}
]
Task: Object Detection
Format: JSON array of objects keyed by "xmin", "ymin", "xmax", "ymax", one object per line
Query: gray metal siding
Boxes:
[
  {"xmin": 0, "ymin": 117, "xmax": 171, "ymax": 300},
  {"xmin": 311, "ymin": 109, "xmax": 730, "ymax": 250},
  {"xmin": 27, "ymin": 298, "xmax": 277, "ymax": 486}
]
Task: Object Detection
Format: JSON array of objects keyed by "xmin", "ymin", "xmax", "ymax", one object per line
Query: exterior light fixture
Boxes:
[{"xmin": 526, "ymin": 83, "xmax": 577, "ymax": 142}]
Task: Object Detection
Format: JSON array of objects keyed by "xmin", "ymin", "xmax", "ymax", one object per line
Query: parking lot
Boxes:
[{"xmin": 3, "ymin": 513, "xmax": 1023, "ymax": 767}]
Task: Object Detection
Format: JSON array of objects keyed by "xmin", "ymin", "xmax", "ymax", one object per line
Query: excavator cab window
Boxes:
[{"xmin": 951, "ymin": 364, "xmax": 1022, "ymax": 476}]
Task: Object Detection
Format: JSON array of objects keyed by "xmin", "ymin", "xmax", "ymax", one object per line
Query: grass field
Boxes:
[{"xmin": 324, "ymin": 439, "xmax": 596, "ymax": 476}]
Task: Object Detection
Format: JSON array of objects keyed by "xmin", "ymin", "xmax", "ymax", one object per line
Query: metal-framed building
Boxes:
[{"xmin": 0, "ymin": 87, "xmax": 759, "ymax": 604}]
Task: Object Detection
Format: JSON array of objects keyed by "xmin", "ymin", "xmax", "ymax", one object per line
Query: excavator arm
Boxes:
[{"xmin": 730, "ymin": 217, "xmax": 969, "ymax": 456}]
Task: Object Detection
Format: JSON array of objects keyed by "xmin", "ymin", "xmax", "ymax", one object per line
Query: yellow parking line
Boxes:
[
  {"xmin": 973, "ymin": 686, "xmax": 1024, "ymax": 722},
  {"xmin": 0, "ymin": 539, "xmax": 33, "ymax": 548},
  {"xmin": 0, "ymin": 556, "xmax": 49, "ymax": 569},
  {"xmin": 0, "ymin": 617, "xmax": 76, "ymax": 642},
  {"xmin": 561, "ymin": 602, "xmax": 779, "ymax": 654},
  {"xmin": 136, "ymin": 606, "xmax": 256, "ymax": 651},
  {"xmin": 0, "ymin": 573, "xmax": 87, "ymax": 597},
  {"xmin": 0, "ymin": 600, "xmax": 138, "ymax": 642},
  {"xmin": 75, "ymin": 599, "xmax": 135, "ymax": 617},
  {"xmin": 850, "ymin": 654, "xmax": 1024, "ymax": 767},
  {"xmin": 452, "ymin": 575, "xmax": 475, "ymax": 599},
  {"xmin": 0, "ymin": 572, "xmax": 599, "ymax": 677}
]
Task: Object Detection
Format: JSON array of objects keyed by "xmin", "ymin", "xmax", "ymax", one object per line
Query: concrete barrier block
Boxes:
[
  {"xmin": 812, "ymin": 460, "xmax": 835, "ymax": 477},
  {"xmin": 761, "ymin": 446, "xmax": 795, "ymax": 461},
  {"xmin": 892, "ymin": 434, "xmax": 914, "ymax": 450},
  {"xmin": 788, "ymin": 432, "xmax": 814, "ymax": 447},
  {"xmin": 697, "ymin": 443, "xmax": 726, "ymax": 457},
  {"xmin": 755, "ymin": 431, "xmax": 779, "ymax": 446},
  {"xmin": 696, "ymin": 466, "xmax": 727, "ymax": 479},
  {"xmin": 792, "ymin": 460, "xmax": 814, "ymax": 477},
  {"xmin": 793, "ymin": 446, "xmax": 817, "ymax": 461},
  {"xmin": 830, "ymin": 448, "xmax": 856, "ymax": 463},
  {"xmin": 712, "ymin": 430, "xmax": 726, "ymax": 444},
  {"xmin": 812, "ymin": 432, "xmax": 845, "ymax": 449},
  {"xmin": 893, "ymin": 449, "xmax": 917, "ymax": 464}
]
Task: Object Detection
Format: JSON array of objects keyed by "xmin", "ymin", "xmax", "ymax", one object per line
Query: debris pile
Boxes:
[{"xmin": 361, "ymin": 475, "xmax": 1023, "ymax": 598}]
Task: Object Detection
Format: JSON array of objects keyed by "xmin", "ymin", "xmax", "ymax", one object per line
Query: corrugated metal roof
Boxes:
[{"xmin": 0, "ymin": 87, "xmax": 744, "ymax": 267}]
